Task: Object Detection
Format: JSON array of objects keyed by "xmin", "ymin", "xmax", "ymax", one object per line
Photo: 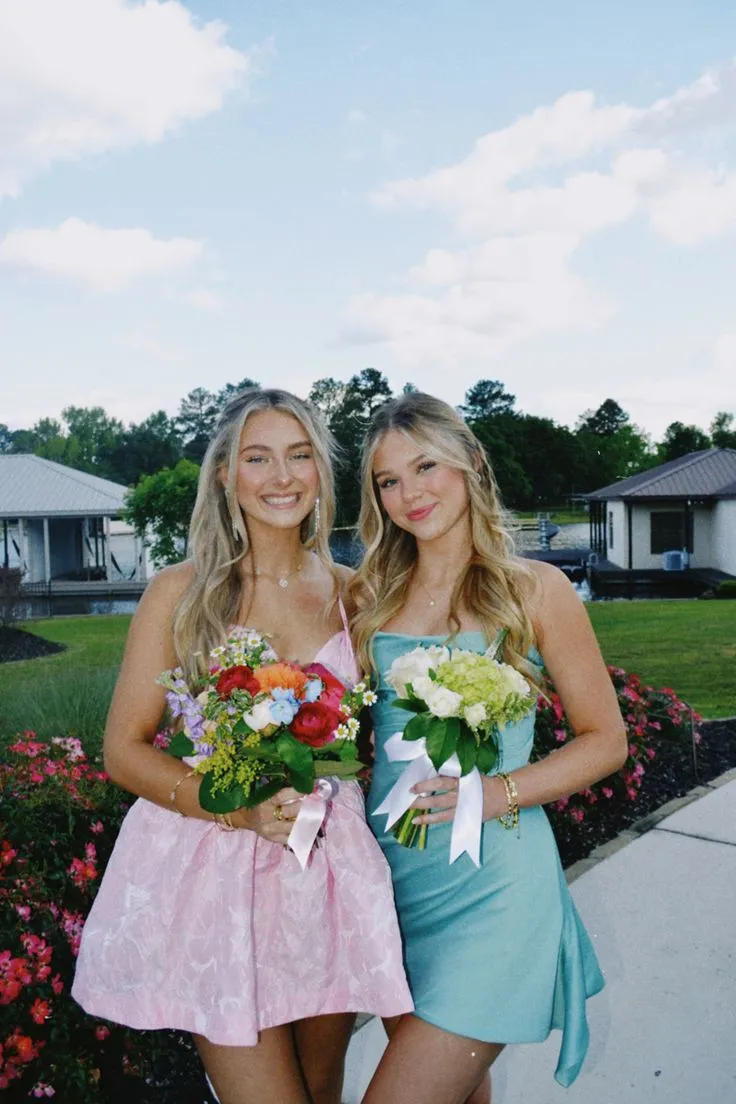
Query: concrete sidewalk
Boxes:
[{"xmin": 344, "ymin": 774, "xmax": 736, "ymax": 1104}]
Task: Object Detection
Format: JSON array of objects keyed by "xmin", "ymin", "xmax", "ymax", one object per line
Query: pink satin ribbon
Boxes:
[{"xmin": 287, "ymin": 778, "xmax": 339, "ymax": 869}]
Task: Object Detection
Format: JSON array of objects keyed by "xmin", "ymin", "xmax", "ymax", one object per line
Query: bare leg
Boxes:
[
  {"xmin": 294, "ymin": 1012, "xmax": 357, "ymax": 1104},
  {"xmin": 194, "ymin": 1025, "xmax": 310, "ymax": 1104},
  {"xmin": 382, "ymin": 1016, "xmax": 492, "ymax": 1104},
  {"xmin": 364, "ymin": 1014, "xmax": 503, "ymax": 1104}
]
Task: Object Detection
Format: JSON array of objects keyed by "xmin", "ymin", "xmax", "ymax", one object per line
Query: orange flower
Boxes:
[{"xmin": 253, "ymin": 663, "xmax": 308, "ymax": 697}]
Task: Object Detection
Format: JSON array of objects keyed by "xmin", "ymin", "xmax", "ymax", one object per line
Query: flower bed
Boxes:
[{"xmin": 0, "ymin": 734, "xmax": 208, "ymax": 1102}]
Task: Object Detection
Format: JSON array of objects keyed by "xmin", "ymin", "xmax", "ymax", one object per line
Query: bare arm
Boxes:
[
  {"xmin": 412, "ymin": 561, "xmax": 628, "ymax": 825},
  {"xmin": 103, "ymin": 563, "xmax": 299, "ymax": 841}
]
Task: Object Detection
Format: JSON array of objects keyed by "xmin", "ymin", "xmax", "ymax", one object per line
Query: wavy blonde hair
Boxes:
[
  {"xmin": 350, "ymin": 392, "xmax": 537, "ymax": 679},
  {"xmin": 173, "ymin": 388, "xmax": 337, "ymax": 683}
]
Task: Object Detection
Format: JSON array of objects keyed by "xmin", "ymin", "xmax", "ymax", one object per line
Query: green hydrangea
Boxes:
[{"xmin": 436, "ymin": 650, "xmax": 533, "ymax": 729}]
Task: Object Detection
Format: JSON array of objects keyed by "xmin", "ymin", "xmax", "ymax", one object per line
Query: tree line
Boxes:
[{"xmin": 2, "ymin": 370, "xmax": 734, "ymax": 544}]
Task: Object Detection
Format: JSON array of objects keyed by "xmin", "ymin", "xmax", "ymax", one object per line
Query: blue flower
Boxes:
[
  {"xmin": 303, "ymin": 678, "xmax": 323, "ymax": 703},
  {"xmin": 270, "ymin": 697, "xmax": 299, "ymax": 725}
]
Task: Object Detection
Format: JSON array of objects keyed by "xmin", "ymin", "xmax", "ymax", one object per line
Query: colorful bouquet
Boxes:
[
  {"xmin": 373, "ymin": 639, "xmax": 535, "ymax": 864},
  {"xmin": 157, "ymin": 627, "xmax": 375, "ymax": 865}
]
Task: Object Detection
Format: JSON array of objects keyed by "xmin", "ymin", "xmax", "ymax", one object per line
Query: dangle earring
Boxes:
[{"xmin": 313, "ymin": 496, "xmax": 321, "ymax": 535}]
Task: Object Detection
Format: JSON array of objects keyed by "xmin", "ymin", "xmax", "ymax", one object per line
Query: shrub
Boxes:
[
  {"xmin": 714, "ymin": 579, "xmax": 736, "ymax": 600},
  {"xmin": 0, "ymin": 733, "xmax": 204, "ymax": 1101},
  {"xmin": 0, "ymin": 568, "xmax": 24, "ymax": 630},
  {"xmin": 534, "ymin": 666, "xmax": 701, "ymax": 829}
]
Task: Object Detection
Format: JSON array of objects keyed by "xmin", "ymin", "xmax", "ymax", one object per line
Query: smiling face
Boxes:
[
  {"xmin": 372, "ymin": 429, "xmax": 472, "ymax": 544},
  {"xmin": 228, "ymin": 408, "xmax": 320, "ymax": 534}
]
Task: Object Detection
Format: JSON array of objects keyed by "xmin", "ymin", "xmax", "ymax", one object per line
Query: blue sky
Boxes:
[{"xmin": 1, "ymin": 0, "xmax": 735, "ymax": 438}]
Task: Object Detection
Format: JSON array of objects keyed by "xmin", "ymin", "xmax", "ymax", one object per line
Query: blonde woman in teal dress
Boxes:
[{"xmin": 350, "ymin": 393, "xmax": 628, "ymax": 1104}]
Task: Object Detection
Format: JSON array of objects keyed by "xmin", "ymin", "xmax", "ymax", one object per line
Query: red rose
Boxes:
[
  {"xmin": 304, "ymin": 663, "xmax": 347, "ymax": 712},
  {"xmin": 290, "ymin": 702, "xmax": 343, "ymax": 748},
  {"xmin": 215, "ymin": 665, "xmax": 260, "ymax": 698}
]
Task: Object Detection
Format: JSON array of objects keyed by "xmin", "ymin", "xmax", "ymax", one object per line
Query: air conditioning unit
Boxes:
[{"xmin": 663, "ymin": 550, "xmax": 688, "ymax": 571}]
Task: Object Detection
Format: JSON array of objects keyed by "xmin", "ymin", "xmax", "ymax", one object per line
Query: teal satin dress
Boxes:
[{"xmin": 367, "ymin": 632, "xmax": 604, "ymax": 1087}]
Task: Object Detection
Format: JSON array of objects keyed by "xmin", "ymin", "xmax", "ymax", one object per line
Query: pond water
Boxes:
[{"xmin": 19, "ymin": 597, "xmax": 140, "ymax": 619}]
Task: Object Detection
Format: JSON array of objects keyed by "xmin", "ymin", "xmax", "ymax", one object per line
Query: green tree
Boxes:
[
  {"xmin": 106, "ymin": 411, "xmax": 183, "ymax": 486},
  {"xmin": 657, "ymin": 422, "xmax": 711, "ymax": 463},
  {"xmin": 710, "ymin": 411, "xmax": 736, "ymax": 449},
  {"xmin": 61, "ymin": 406, "xmax": 125, "ymax": 476},
  {"xmin": 177, "ymin": 388, "xmax": 219, "ymax": 463},
  {"xmin": 124, "ymin": 460, "xmax": 200, "ymax": 567},
  {"xmin": 576, "ymin": 398, "xmax": 630, "ymax": 437},
  {"xmin": 0, "ymin": 424, "xmax": 11, "ymax": 452},
  {"xmin": 308, "ymin": 378, "xmax": 347, "ymax": 420},
  {"xmin": 459, "ymin": 379, "xmax": 516, "ymax": 421},
  {"xmin": 215, "ymin": 378, "xmax": 261, "ymax": 411},
  {"xmin": 575, "ymin": 401, "xmax": 654, "ymax": 490}
]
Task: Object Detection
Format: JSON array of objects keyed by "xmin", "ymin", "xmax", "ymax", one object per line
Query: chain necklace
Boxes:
[{"xmin": 252, "ymin": 558, "xmax": 304, "ymax": 589}]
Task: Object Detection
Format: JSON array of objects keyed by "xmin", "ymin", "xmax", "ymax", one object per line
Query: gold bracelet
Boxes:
[
  {"xmin": 496, "ymin": 772, "xmax": 520, "ymax": 832},
  {"xmin": 170, "ymin": 770, "xmax": 195, "ymax": 816},
  {"xmin": 213, "ymin": 812, "xmax": 236, "ymax": 832}
]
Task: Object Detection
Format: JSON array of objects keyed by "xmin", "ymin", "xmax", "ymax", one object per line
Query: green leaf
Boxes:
[
  {"xmin": 456, "ymin": 726, "xmax": 478, "ymax": 776},
  {"xmin": 232, "ymin": 718, "xmax": 254, "ymax": 737},
  {"xmin": 166, "ymin": 731, "xmax": 195, "ymax": 758},
  {"xmin": 290, "ymin": 767, "xmax": 315, "ymax": 794},
  {"xmin": 198, "ymin": 772, "xmax": 243, "ymax": 813},
  {"xmin": 276, "ymin": 731, "xmax": 314, "ymax": 774},
  {"xmin": 476, "ymin": 739, "xmax": 498, "ymax": 774},
  {"xmin": 239, "ymin": 778, "xmax": 285, "ymax": 809},
  {"xmin": 425, "ymin": 717, "xmax": 460, "ymax": 771},
  {"xmin": 392, "ymin": 698, "xmax": 424, "ymax": 713},
  {"xmin": 316, "ymin": 760, "xmax": 363, "ymax": 778},
  {"xmin": 403, "ymin": 712, "xmax": 434, "ymax": 742}
]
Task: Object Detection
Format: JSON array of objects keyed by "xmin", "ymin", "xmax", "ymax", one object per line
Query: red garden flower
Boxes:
[
  {"xmin": 304, "ymin": 663, "xmax": 347, "ymax": 712},
  {"xmin": 290, "ymin": 702, "xmax": 343, "ymax": 748},
  {"xmin": 215, "ymin": 665, "xmax": 260, "ymax": 698}
]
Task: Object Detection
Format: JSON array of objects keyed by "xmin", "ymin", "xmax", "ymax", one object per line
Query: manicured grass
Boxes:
[
  {"xmin": 588, "ymin": 600, "xmax": 735, "ymax": 720},
  {"xmin": 0, "ymin": 616, "xmax": 131, "ymax": 750}
]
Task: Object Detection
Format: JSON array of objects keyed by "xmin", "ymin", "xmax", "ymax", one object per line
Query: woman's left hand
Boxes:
[{"xmin": 410, "ymin": 773, "xmax": 508, "ymax": 826}]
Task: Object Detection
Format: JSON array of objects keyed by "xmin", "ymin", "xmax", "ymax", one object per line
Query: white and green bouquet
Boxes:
[{"xmin": 374, "ymin": 636, "xmax": 535, "ymax": 865}]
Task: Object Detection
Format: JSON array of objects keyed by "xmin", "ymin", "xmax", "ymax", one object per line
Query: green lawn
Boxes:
[
  {"xmin": 0, "ymin": 601, "xmax": 732, "ymax": 750},
  {"xmin": 588, "ymin": 601, "xmax": 735, "ymax": 720}
]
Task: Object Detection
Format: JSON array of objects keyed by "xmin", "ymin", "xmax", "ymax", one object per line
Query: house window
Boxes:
[
  {"xmin": 650, "ymin": 511, "xmax": 690, "ymax": 554},
  {"xmin": 608, "ymin": 510, "xmax": 614, "ymax": 549}
]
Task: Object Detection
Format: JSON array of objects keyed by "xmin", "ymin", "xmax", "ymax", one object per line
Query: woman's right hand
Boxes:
[{"xmin": 231, "ymin": 788, "xmax": 304, "ymax": 845}]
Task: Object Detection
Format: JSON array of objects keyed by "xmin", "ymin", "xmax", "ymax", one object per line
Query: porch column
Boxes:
[
  {"xmin": 18, "ymin": 518, "xmax": 27, "ymax": 576},
  {"xmin": 103, "ymin": 515, "xmax": 111, "ymax": 580},
  {"xmin": 42, "ymin": 517, "xmax": 51, "ymax": 583}
]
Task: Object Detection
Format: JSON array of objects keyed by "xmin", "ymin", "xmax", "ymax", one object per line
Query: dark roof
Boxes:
[{"xmin": 586, "ymin": 448, "xmax": 736, "ymax": 501}]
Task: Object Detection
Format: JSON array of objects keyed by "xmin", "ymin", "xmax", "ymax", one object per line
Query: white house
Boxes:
[
  {"xmin": 0, "ymin": 454, "xmax": 148, "ymax": 585},
  {"xmin": 586, "ymin": 447, "xmax": 736, "ymax": 576}
]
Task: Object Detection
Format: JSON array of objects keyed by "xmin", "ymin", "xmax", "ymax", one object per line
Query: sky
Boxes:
[{"xmin": 1, "ymin": 0, "xmax": 736, "ymax": 440}]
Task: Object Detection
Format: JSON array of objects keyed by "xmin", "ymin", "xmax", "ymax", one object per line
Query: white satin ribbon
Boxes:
[
  {"xmin": 287, "ymin": 777, "xmax": 338, "ymax": 870},
  {"xmin": 373, "ymin": 732, "xmax": 484, "ymax": 867}
]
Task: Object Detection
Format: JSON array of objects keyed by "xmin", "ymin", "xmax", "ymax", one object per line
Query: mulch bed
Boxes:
[
  {"xmin": 0, "ymin": 625, "xmax": 66, "ymax": 663},
  {"xmin": 553, "ymin": 717, "xmax": 736, "ymax": 868}
]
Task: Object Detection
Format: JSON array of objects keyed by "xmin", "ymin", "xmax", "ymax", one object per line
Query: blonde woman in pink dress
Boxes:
[{"xmin": 72, "ymin": 388, "xmax": 412, "ymax": 1104}]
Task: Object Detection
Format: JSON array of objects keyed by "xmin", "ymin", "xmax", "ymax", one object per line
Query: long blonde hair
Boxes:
[
  {"xmin": 173, "ymin": 388, "xmax": 337, "ymax": 682},
  {"xmin": 350, "ymin": 392, "xmax": 537, "ymax": 678}
]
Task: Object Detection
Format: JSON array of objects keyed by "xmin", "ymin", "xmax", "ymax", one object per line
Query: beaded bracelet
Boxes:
[
  {"xmin": 170, "ymin": 769, "xmax": 195, "ymax": 817},
  {"xmin": 496, "ymin": 772, "xmax": 520, "ymax": 832}
]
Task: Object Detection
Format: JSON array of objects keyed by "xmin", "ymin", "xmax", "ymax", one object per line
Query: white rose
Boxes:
[
  {"xmin": 502, "ymin": 665, "xmax": 531, "ymax": 697},
  {"xmin": 243, "ymin": 699, "xmax": 274, "ymax": 731},
  {"xmin": 464, "ymin": 703, "xmax": 487, "ymax": 728},
  {"xmin": 386, "ymin": 646, "xmax": 448, "ymax": 693},
  {"xmin": 411, "ymin": 675, "xmax": 436, "ymax": 702},
  {"xmin": 424, "ymin": 686, "xmax": 463, "ymax": 718}
]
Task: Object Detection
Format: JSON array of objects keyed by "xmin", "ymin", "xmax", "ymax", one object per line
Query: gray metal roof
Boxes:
[
  {"xmin": 586, "ymin": 448, "xmax": 736, "ymax": 500},
  {"xmin": 0, "ymin": 455, "xmax": 128, "ymax": 518}
]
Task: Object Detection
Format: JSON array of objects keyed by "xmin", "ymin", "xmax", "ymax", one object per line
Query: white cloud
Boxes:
[
  {"xmin": 0, "ymin": 0, "xmax": 249, "ymax": 198},
  {"xmin": 123, "ymin": 330, "xmax": 185, "ymax": 363},
  {"xmin": 345, "ymin": 60, "xmax": 736, "ymax": 369},
  {"xmin": 183, "ymin": 288, "xmax": 225, "ymax": 314},
  {"xmin": 0, "ymin": 217, "xmax": 203, "ymax": 292}
]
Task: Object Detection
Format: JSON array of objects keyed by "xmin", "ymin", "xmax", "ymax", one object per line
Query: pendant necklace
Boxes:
[
  {"xmin": 253, "ymin": 559, "xmax": 304, "ymax": 589},
  {"xmin": 417, "ymin": 577, "xmax": 440, "ymax": 607}
]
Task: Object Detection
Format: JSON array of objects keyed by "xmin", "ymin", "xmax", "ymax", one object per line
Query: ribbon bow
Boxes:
[
  {"xmin": 373, "ymin": 732, "xmax": 484, "ymax": 866},
  {"xmin": 287, "ymin": 777, "xmax": 338, "ymax": 869}
]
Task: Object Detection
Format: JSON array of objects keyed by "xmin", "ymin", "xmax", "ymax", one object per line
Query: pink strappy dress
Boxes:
[{"xmin": 72, "ymin": 607, "xmax": 413, "ymax": 1044}]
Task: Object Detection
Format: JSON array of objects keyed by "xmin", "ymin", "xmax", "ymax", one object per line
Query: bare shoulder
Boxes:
[
  {"xmin": 518, "ymin": 558, "xmax": 583, "ymax": 644},
  {"xmin": 134, "ymin": 560, "xmax": 195, "ymax": 622}
]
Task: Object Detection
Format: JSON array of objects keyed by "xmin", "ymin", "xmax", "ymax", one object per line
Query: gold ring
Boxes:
[{"xmin": 273, "ymin": 805, "xmax": 284, "ymax": 821}]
